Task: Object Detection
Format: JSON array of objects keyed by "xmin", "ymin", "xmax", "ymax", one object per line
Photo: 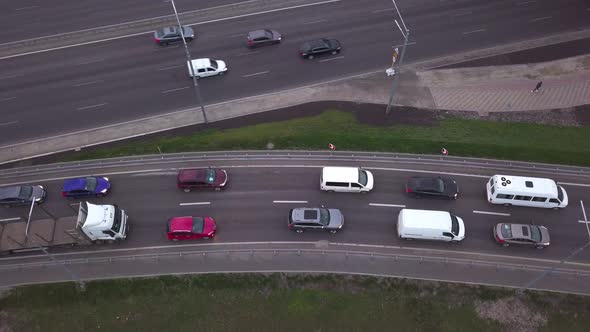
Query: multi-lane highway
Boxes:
[
  {"xmin": 1, "ymin": 152, "xmax": 590, "ymax": 291},
  {"xmin": 1, "ymin": 0, "xmax": 589, "ymax": 144}
]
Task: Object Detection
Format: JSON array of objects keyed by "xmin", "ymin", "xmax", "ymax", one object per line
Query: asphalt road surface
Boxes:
[{"xmin": 1, "ymin": 0, "xmax": 589, "ymax": 144}]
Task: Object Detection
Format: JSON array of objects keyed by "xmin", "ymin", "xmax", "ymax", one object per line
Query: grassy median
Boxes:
[
  {"xmin": 68, "ymin": 110, "xmax": 590, "ymax": 166},
  {"xmin": 1, "ymin": 274, "xmax": 590, "ymax": 332}
]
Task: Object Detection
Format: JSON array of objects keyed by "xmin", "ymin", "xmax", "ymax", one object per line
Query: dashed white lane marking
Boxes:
[
  {"xmin": 229, "ymin": 32, "xmax": 246, "ymax": 37},
  {"xmin": 0, "ymin": 217, "xmax": 21, "ymax": 222},
  {"xmin": 303, "ymin": 19, "xmax": 328, "ymax": 24},
  {"xmin": 369, "ymin": 203, "xmax": 406, "ymax": 208},
  {"xmin": 73, "ymin": 80, "xmax": 103, "ymax": 87},
  {"xmin": 473, "ymin": 210, "xmax": 510, "ymax": 216},
  {"xmin": 157, "ymin": 65, "xmax": 183, "ymax": 71},
  {"xmin": 372, "ymin": 8, "xmax": 393, "ymax": 13},
  {"xmin": 452, "ymin": 11, "xmax": 472, "ymax": 16},
  {"xmin": 530, "ymin": 16, "xmax": 552, "ymax": 22},
  {"xmin": 162, "ymin": 86, "xmax": 190, "ymax": 94},
  {"xmin": 237, "ymin": 51, "xmax": 260, "ymax": 56},
  {"xmin": 242, "ymin": 71, "xmax": 270, "ymax": 78},
  {"xmin": 273, "ymin": 200, "xmax": 308, "ymax": 204},
  {"xmin": 517, "ymin": 1, "xmax": 536, "ymax": 5},
  {"xmin": 392, "ymin": 42, "xmax": 416, "ymax": 48},
  {"xmin": 0, "ymin": 97, "xmax": 17, "ymax": 102},
  {"xmin": 15, "ymin": 5, "xmax": 39, "ymax": 11},
  {"xmin": 0, "ymin": 121, "xmax": 18, "ymax": 127},
  {"xmin": 179, "ymin": 202, "xmax": 211, "ymax": 206},
  {"xmin": 76, "ymin": 103, "xmax": 108, "ymax": 111},
  {"xmin": 463, "ymin": 29, "xmax": 486, "ymax": 34},
  {"xmin": 0, "ymin": 74, "xmax": 21, "ymax": 80},
  {"xmin": 319, "ymin": 56, "xmax": 344, "ymax": 62},
  {"xmin": 77, "ymin": 59, "xmax": 104, "ymax": 65}
]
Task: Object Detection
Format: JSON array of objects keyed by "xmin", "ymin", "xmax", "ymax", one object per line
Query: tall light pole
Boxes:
[
  {"xmin": 385, "ymin": 0, "xmax": 410, "ymax": 115},
  {"xmin": 170, "ymin": 0, "xmax": 208, "ymax": 123}
]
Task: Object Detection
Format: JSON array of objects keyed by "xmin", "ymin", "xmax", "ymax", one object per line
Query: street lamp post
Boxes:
[
  {"xmin": 385, "ymin": 0, "xmax": 410, "ymax": 115},
  {"xmin": 170, "ymin": 0, "xmax": 208, "ymax": 123}
]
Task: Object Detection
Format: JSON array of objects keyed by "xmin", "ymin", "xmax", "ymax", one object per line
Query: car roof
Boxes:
[
  {"xmin": 178, "ymin": 168, "xmax": 216, "ymax": 182},
  {"xmin": 169, "ymin": 216, "xmax": 194, "ymax": 232},
  {"xmin": 292, "ymin": 208, "xmax": 320, "ymax": 222},
  {"xmin": 0, "ymin": 186, "xmax": 21, "ymax": 199},
  {"xmin": 63, "ymin": 177, "xmax": 91, "ymax": 191},
  {"xmin": 410, "ymin": 177, "xmax": 443, "ymax": 189},
  {"xmin": 248, "ymin": 29, "xmax": 271, "ymax": 39},
  {"xmin": 507, "ymin": 224, "xmax": 532, "ymax": 239},
  {"xmin": 189, "ymin": 58, "xmax": 213, "ymax": 68},
  {"xmin": 303, "ymin": 39, "xmax": 329, "ymax": 49},
  {"xmin": 491, "ymin": 175, "xmax": 558, "ymax": 195},
  {"xmin": 161, "ymin": 26, "xmax": 179, "ymax": 34}
]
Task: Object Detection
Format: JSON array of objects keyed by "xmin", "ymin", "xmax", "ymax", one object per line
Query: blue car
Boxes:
[{"xmin": 62, "ymin": 177, "xmax": 110, "ymax": 198}]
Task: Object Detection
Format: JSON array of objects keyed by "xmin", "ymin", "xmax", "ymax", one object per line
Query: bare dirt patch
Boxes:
[{"xmin": 476, "ymin": 296, "xmax": 547, "ymax": 332}]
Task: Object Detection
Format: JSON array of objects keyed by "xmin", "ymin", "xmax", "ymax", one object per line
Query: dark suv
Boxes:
[
  {"xmin": 154, "ymin": 26, "xmax": 195, "ymax": 46},
  {"xmin": 299, "ymin": 38, "xmax": 341, "ymax": 59},
  {"xmin": 288, "ymin": 207, "xmax": 344, "ymax": 233},
  {"xmin": 0, "ymin": 185, "xmax": 47, "ymax": 207},
  {"xmin": 247, "ymin": 29, "xmax": 282, "ymax": 48}
]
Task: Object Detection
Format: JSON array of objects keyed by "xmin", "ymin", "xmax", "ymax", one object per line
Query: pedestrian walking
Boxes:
[{"xmin": 531, "ymin": 81, "xmax": 543, "ymax": 93}]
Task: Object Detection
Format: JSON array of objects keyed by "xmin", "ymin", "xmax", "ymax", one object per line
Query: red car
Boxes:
[
  {"xmin": 177, "ymin": 168, "xmax": 228, "ymax": 192},
  {"xmin": 167, "ymin": 216, "xmax": 217, "ymax": 241}
]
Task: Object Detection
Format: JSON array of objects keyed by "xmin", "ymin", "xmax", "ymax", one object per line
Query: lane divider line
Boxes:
[
  {"xmin": 242, "ymin": 70, "xmax": 270, "ymax": 78},
  {"xmin": 179, "ymin": 202, "xmax": 211, "ymax": 206},
  {"xmin": 273, "ymin": 200, "xmax": 308, "ymax": 204},
  {"xmin": 369, "ymin": 203, "xmax": 406, "ymax": 208},
  {"xmin": 473, "ymin": 210, "xmax": 510, "ymax": 216}
]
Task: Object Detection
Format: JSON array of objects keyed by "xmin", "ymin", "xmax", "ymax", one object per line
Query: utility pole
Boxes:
[
  {"xmin": 385, "ymin": 0, "xmax": 410, "ymax": 115},
  {"xmin": 170, "ymin": 0, "xmax": 208, "ymax": 123}
]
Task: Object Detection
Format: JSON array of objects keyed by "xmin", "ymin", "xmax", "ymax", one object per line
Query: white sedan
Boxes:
[{"xmin": 187, "ymin": 58, "xmax": 227, "ymax": 78}]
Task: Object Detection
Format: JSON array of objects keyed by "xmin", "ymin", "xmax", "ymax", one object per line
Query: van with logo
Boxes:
[
  {"xmin": 486, "ymin": 175, "xmax": 568, "ymax": 209},
  {"xmin": 320, "ymin": 167, "xmax": 374, "ymax": 193},
  {"xmin": 397, "ymin": 209, "xmax": 465, "ymax": 242}
]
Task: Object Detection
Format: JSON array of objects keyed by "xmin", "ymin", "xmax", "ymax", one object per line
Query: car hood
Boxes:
[
  {"xmin": 183, "ymin": 26, "xmax": 195, "ymax": 39},
  {"xmin": 203, "ymin": 217, "xmax": 217, "ymax": 235},
  {"xmin": 327, "ymin": 209, "xmax": 344, "ymax": 228},
  {"xmin": 31, "ymin": 185, "xmax": 46, "ymax": 201},
  {"xmin": 443, "ymin": 178, "xmax": 459, "ymax": 196},
  {"xmin": 96, "ymin": 177, "xmax": 111, "ymax": 193},
  {"xmin": 215, "ymin": 60, "xmax": 227, "ymax": 72},
  {"xmin": 539, "ymin": 226, "xmax": 551, "ymax": 245},
  {"xmin": 271, "ymin": 30, "xmax": 282, "ymax": 40},
  {"xmin": 214, "ymin": 169, "xmax": 228, "ymax": 186},
  {"xmin": 455, "ymin": 216, "xmax": 466, "ymax": 241},
  {"xmin": 328, "ymin": 39, "xmax": 341, "ymax": 49}
]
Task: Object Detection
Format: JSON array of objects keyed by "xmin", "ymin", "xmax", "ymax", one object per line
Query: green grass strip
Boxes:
[{"xmin": 69, "ymin": 110, "xmax": 588, "ymax": 166}]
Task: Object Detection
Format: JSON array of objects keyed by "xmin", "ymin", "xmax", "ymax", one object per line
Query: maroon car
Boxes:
[
  {"xmin": 167, "ymin": 216, "xmax": 217, "ymax": 241},
  {"xmin": 177, "ymin": 168, "xmax": 228, "ymax": 192}
]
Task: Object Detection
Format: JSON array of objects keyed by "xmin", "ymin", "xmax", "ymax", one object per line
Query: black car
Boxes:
[
  {"xmin": 154, "ymin": 26, "xmax": 195, "ymax": 46},
  {"xmin": 0, "ymin": 185, "xmax": 47, "ymax": 207},
  {"xmin": 299, "ymin": 38, "xmax": 341, "ymax": 59},
  {"xmin": 405, "ymin": 176, "xmax": 459, "ymax": 199},
  {"xmin": 247, "ymin": 29, "xmax": 282, "ymax": 48}
]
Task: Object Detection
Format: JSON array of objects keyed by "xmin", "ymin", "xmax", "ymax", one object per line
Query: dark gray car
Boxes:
[
  {"xmin": 493, "ymin": 223, "xmax": 550, "ymax": 249},
  {"xmin": 154, "ymin": 26, "xmax": 195, "ymax": 46},
  {"xmin": 0, "ymin": 185, "xmax": 47, "ymax": 207},
  {"xmin": 247, "ymin": 29, "xmax": 282, "ymax": 48},
  {"xmin": 288, "ymin": 207, "xmax": 344, "ymax": 233},
  {"xmin": 299, "ymin": 38, "xmax": 341, "ymax": 59}
]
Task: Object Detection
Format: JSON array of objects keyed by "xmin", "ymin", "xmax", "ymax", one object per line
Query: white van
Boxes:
[
  {"xmin": 320, "ymin": 167, "xmax": 374, "ymax": 193},
  {"xmin": 187, "ymin": 58, "xmax": 227, "ymax": 78},
  {"xmin": 486, "ymin": 175, "xmax": 568, "ymax": 209},
  {"xmin": 397, "ymin": 209, "xmax": 465, "ymax": 242}
]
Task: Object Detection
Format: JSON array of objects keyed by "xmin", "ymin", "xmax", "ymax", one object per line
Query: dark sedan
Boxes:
[
  {"xmin": 177, "ymin": 168, "xmax": 228, "ymax": 192},
  {"xmin": 405, "ymin": 176, "xmax": 459, "ymax": 199},
  {"xmin": 62, "ymin": 176, "xmax": 111, "ymax": 198},
  {"xmin": 247, "ymin": 29, "xmax": 282, "ymax": 48},
  {"xmin": 299, "ymin": 38, "xmax": 341, "ymax": 59},
  {"xmin": 154, "ymin": 26, "xmax": 194, "ymax": 46}
]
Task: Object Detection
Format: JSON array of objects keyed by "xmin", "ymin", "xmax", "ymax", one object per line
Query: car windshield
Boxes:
[
  {"xmin": 358, "ymin": 169, "xmax": 368, "ymax": 186},
  {"xmin": 192, "ymin": 217, "xmax": 205, "ymax": 233},
  {"xmin": 500, "ymin": 224, "xmax": 512, "ymax": 238},
  {"xmin": 450, "ymin": 215, "xmax": 459, "ymax": 235},
  {"xmin": 210, "ymin": 60, "xmax": 218, "ymax": 69},
  {"xmin": 110, "ymin": 206, "xmax": 122, "ymax": 233},
  {"xmin": 319, "ymin": 208, "xmax": 330, "ymax": 226},
  {"xmin": 19, "ymin": 186, "xmax": 32, "ymax": 199},
  {"xmin": 85, "ymin": 177, "xmax": 98, "ymax": 191},
  {"xmin": 204, "ymin": 169, "xmax": 216, "ymax": 184},
  {"xmin": 557, "ymin": 186, "xmax": 564, "ymax": 202},
  {"xmin": 530, "ymin": 226, "xmax": 542, "ymax": 242}
]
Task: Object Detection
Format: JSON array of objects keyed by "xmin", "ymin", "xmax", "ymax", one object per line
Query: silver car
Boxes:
[
  {"xmin": 493, "ymin": 223, "xmax": 550, "ymax": 249},
  {"xmin": 0, "ymin": 185, "xmax": 46, "ymax": 207},
  {"xmin": 154, "ymin": 26, "xmax": 195, "ymax": 46},
  {"xmin": 288, "ymin": 207, "xmax": 344, "ymax": 233}
]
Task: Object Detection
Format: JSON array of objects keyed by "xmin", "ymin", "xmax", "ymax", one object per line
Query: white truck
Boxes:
[{"xmin": 0, "ymin": 202, "xmax": 128, "ymax": 253}]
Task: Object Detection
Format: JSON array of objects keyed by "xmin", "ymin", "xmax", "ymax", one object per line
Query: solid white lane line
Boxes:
[
  {"xmin": 0, "ymin": 74, "xmax": 21, "ymax": 80},
  {"xmin": 76, "ymin": 103, "xmax": 108, "ymax": 111},
  {"xmin": 273, "ymin": 200, "xmax": 308, "ymax": 204},
  {"xmin": 157, "ymin": 65, "xmax": 183, "ymax": 71},
  {"xmin": 77, "ymin": 59, "xmax": 104, "ymax": 65},
  {"xmin": 242, "ymin": 71, "xmax": 270, "ymax": 78},
  {"xmin": 303, "ymin": 19, "xmax": 327, "ymax": 24},
  {"xmin": 237, "ymin": 51, "xmax": 260, "ymax": 56},
  {"xmin": 392, "ymin": 42, "xmax": 416, "ymax": 48},
  {"xmin": 73, "ymin": 80, "xmax": 103, "ymax": 87},
  {"xmin": 179, "ymin": 202, "xmax": 211, "ymax": 206},
  {"xmin": 372, "ymin": 8, "xmax": 393, "ymax": 13},
  {"xmin": 452, "ymin": 11, "xmax": 472, "ymax": 16},
  {"xmin": 319, "ymin": 56, "xmax": 344, "ymax": 62},
  {"xmin": 463, "ymin": 29, "xmax": 486, "ymax": 35},
  {"xmin": 558, "ymin": 182, "xmax": 590, "ymax": 187},
  {"xmin": 0, "ymin": 121, "xmax": 18, "ymax": 127},
  {"xmin": 0, "ymin": 217, "xmax": 21, "ymax": 222},
  {"xmin": 0, "ymin": 97, "xmax": 17, "ymax": 102},
  {"xmin": 517, "ymin": 1, "xmax": 536, "ymax": 4},
  {"xmin": 162, "ymin": 86, "xmax": 190, "ymax": 94},
  {"xmin": 15, "ymin": 5, "xmax": 39, "ymax": 11},
  {"xmin": 530, "ymin": 16, "xmax": 552, "ymax": 22},
  {"xmin": 369, "ymin": 203, "xmax": 406, "ymax": 208},
  {"xmin": 473, "ymin": 210, "xmax": 510, "ymax": 216}
]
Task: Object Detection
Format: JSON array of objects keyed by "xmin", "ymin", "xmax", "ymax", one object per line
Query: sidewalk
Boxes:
[{"xmin": 1, "ymin": 52, "xmax": 589, "ymax": 165}]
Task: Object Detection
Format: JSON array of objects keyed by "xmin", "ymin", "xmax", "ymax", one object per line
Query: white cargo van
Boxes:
[
  {"xmin": 320, "ymin": 167, "xmax": 374, "ymax": 193},
  {"xmin": 486, "ymin": 175, "xmax": 568, "ymax": 209},
  {"xmin": 397, "ymin": 209, "xmax": 465, "ymax": 242}
]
